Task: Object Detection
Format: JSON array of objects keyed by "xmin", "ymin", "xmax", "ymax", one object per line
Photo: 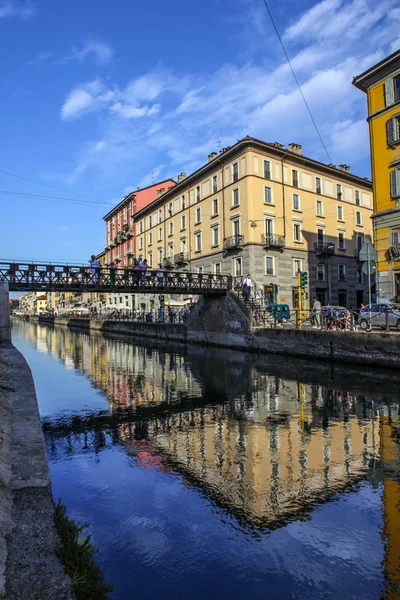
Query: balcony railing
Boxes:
[
  {"xmin": 314, "ymin": 241, "xmax": 335, "ymax": 255},
  {"xmin": 174, "ymin": 252, "xmax": 189, "ymax": 265},
  {"xmin": 223, "ymin": 235, "xmax": 244, "ymax": 250},
  {"xmin": 261, "ymin": 234, "xmax": 285, "ymax": 249},
  {"xmin": 163, "ymin": 257, "xmax": 174, "ymax": 268}
]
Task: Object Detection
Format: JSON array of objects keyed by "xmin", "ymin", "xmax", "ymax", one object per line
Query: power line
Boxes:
[
  {"xmin": 0, "ymin": 167, "xmax": 103, "ymax": 202},
  {"xmin": 261, "ymin": 0, "xmax": 333, "ymax": 164},
  {"xmin": 0, "ymin": 189, "xmax": 112, "ymax": 207}
]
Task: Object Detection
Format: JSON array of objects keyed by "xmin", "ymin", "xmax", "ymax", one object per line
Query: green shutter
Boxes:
[
  {"xmin": 390, "ymin": 169, "xmax": 398, "ymax": 198},
  {"xmin": 385, "ymin": 79, "xmax": 394, "ymax": 106},
  {"xmin": 386, "ymin": 118, "xmax": 395, "ymax": 145}
]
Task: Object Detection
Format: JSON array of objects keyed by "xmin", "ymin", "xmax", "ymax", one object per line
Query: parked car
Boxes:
[{"xmin": 358, "ymin": 303, "xmax": 400, "ymax": 331}]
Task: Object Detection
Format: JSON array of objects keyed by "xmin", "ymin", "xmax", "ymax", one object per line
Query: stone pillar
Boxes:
[{"xmin": 0, "ymin": 282, "xmax": 11, "ymax": 343}]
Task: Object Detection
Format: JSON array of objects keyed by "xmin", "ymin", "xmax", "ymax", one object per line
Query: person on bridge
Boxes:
[
  {"xmin": 109, "ymin": 261, "xmax": 116, "ymax": 287},
  {"xmin": 139, "ymin": 259, "xmax": 148, "ymax": 283},
  {"xmin": 89, "ymin": 255, "xmax": 100, "ymax": 284}
]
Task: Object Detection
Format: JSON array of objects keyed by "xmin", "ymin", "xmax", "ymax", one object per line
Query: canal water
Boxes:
[{"xmin": 11, "ymin": 320, "xmax": 400, "ymax": 600}]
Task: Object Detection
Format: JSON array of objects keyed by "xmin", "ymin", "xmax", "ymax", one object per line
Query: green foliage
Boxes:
[{"xmin": 54, "ymin": 501, "xmax": 113, "ymax": 600}]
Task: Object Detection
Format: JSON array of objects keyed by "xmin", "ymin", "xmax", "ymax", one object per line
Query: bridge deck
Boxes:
[{"xmin": 0, "ymin": 262, "xmax": 231, "ymax": 294}]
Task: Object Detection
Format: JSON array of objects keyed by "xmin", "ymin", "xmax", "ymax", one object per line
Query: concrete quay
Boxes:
[{"xmin": 0, "ymin": 343, "xmax": 75, "ymax": 599}]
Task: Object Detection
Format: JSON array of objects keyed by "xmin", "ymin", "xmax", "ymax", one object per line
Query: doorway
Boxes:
[
  {"xmin": 315, "ymin": 288, "xmax": 326, "ymax": 306},
  {"xmin": 356, "ymin": 290, "xmax": 364, "ymax": 308}
]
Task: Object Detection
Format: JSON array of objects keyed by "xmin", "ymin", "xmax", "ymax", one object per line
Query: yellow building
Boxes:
[
  {"xmin": 34, "ymin": 294, "xmax": 48, "ymax": 314},
  {"xmin": 353, "ymin": 49, "xmax": 400, "ymax": 301},
  {"xmin": 134, "ymin": 137, "xmax": 373, "ymax": 308}
]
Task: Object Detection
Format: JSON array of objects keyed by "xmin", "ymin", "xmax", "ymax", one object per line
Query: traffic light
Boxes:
[{"xmin": 300, "ymin": 271, "xmax": 308, "ymax": 287}]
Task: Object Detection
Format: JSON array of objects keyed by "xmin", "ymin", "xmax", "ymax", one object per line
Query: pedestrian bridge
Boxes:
[{"xmin": 0, "ymin": 261, "xmax": 231, "ymax": 295}]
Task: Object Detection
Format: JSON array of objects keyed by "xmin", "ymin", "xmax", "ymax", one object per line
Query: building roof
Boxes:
[
  {"xmin": 103, "ymin": 179, "xmax": 176, "ymax": 221},
  {"xmin": 133, "ymin": 135, "xmax": 373, "ymax": 221},
  {"xmin": 353, "ymin": 48, "xmax": 400, "ymax": 92},
  {"xmin": 36, "ymin": 295, "xmax": 47, "ymax": 301}
]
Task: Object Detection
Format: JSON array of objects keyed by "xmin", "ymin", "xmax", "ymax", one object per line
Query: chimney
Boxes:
[
  {"xmin": 328, "ymin": 163, "xmax": 336, "ymax": 169},
  {"xmin": 136, "ymin": 186, "xmax": 140, "ymax": 190},
  {"xmin": 157, "ymin": 188, "xmax": 165, "ymax": 197},
  {"xmin": 177, "ymin": 172, "xmax": 186, "ymax": 183},
  {"xmin": 272, "ymin": 142, "xmax": 285, "ymax": 149},
  {"xmin": 288, "ymin": 143, "xmax": 303, "ymax": 155},
  {"xmin": 338, "ymin": 164, "xmax": 350, "ymax": 172},
  {"xmin": 208, "ymin": 152, "xmax": 218, "ymax": 162}
]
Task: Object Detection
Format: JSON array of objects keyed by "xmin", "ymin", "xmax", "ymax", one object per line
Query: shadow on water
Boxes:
[{"xmin": 11, "ymin": 319, "xmax": 400, "ymax": 599}]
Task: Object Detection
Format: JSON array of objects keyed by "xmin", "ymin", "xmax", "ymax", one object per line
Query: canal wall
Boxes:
[
  {"xmin": 0, "ymin": 343, "xmax": 75, "ymax": 599},
  {"xmin": 28, "ymin": 315, "xmax": 400, "ymax": 368}
]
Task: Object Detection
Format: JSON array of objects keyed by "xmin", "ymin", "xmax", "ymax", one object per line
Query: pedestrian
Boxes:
[
  {"xmin": 89, "ymin": 255, "xmax": 100, "ymax": 284},
  {"xmin": 157, "ymin": 264, "xmax": 165, "ymax": 288},
  {"xmin": 181, "ymin": 305, "xmax": 188, "ymax": 322},
  {"xmin": 109, "ymin": 261, "xmax": 116, "ymax": 287},
  {"xmin": 312, "ymin": 297, "xmax": 322, "ymax": 328},
  {"xmin": 139, "ymin": 258, "xmax": 148, "ymax": 283},
  {"xmin": 242, "ymin": 274, "xmax": 252, "ymax": 301},
  {"xmin": 131, "ymin": 260, "xmax": 139, "ymax": 286}
]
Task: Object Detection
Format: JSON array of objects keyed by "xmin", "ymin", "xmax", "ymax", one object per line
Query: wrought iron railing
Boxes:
[
  {"xmin": 0, "ymin": 262, "xmax": 231, "ymax": 294},
  {"xmin": 261, "ymin": 234, "xmax": 285, "ymax": 248},
  {"xmin": 314, "ymin": 242, "xmax": 335, "ymax": 255},
  {"xmin": 223, "ymin": 235, "xmax": 244, "ymax": 250}
]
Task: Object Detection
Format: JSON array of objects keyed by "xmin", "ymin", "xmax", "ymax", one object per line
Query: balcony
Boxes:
[
  {"xmin": 314, "ymin": 241, "xmax": 335, "ymax": 255},
  {"xmin": 174, "ymin": 252, "xmax": 189, "ymax": 265},
  {"xmin": 261, "ymin": 234, "xmax": 285, "ymax": 250},
  {"xmin": 163, "ymin": 257, "xmax": 174, "ymax": 269},
  {"xmin": 385, "ymin": 244, "xmax": 400, "ymax": 262},
  {"xmin": 223, "ymin": 235, "xmax": 244, "ymax": 250}
]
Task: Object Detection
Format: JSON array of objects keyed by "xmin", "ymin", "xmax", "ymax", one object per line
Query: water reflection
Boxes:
[{"xmin": 12, "ymin": 320, "xmax": 400, "ymax": 598}]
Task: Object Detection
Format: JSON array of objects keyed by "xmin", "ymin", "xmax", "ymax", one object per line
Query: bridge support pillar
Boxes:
[
  {"xmin": 187, "ymin": 291, "xmax": 252, "ymax": 336},
  {"xmin": 0, "ymin": 282, "xmax": 11, "ymax": 344}
]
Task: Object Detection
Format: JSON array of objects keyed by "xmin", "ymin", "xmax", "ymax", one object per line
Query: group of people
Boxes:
[{"xmin": 90, "ymin": 255, "xmax": 151, "ymax": 286}]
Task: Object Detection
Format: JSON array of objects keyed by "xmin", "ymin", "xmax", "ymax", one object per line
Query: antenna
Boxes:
[{"xmin": 215, "ymin": 140, "xmax": 222, "ymax": 152}]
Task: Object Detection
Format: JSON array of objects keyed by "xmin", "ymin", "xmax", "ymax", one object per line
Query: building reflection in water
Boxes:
[{"xmin": 13, "ymin": 320, "xmax": 400, "ymax": 596}]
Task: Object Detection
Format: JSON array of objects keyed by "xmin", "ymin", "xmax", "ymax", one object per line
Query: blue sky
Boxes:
[{"xmin": 1, "ymin": 0, "xmax": 399, "ymax": 264}]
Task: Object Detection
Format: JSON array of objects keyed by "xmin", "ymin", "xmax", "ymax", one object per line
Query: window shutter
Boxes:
[
  {"xmin": 386, "ymin": 118, "xmax": 395, "ymax": 145},
  {"xmin": 397, "ymin": 170, "xmax": 400, "ymax": 197},
  {"xmin": 385, "ymin": 79, "xmax": 394, "ymax": 107},
  {"xmin": 390, "ymin": 169, "xmax": 398, "ymax": 198}
]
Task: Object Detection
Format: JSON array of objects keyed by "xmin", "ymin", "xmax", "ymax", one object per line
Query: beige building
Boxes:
[{"xmin": 133, "ymin": 137, "xmax": 373, "ymax": 308}]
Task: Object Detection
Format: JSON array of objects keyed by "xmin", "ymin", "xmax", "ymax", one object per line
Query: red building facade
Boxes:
[{"xmin": 103, "ymin": 180, "xmax": 175, "ymax": 268}]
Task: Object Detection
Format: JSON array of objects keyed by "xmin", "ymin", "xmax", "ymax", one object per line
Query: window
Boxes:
[
  {"xmin": 139, "ymin": 222, "xmax": 143, "ymax": 234},
  {"xmin": 337, "ymin": 184, "xmax": 342, "ymax": 200},
  {"xmin": 148, "ymin": 252, "xmax": 153, "ymax": 267},
  {"xmin": 197, "ymin": 266, "xmax": 204, "ymax": 274},
  {"xmin": 264, "ymin": 186, "xmax": 273, "ymax": 204},
  {"xmin": 212, "ymin": 198, "xmax": 218, "ymax": 216},
  {"xmin": 168, "ymin": 203, "xmax": 173, "ymax": 216},
  {"xmin": 214, "ymin": 262, "xmax": 221, "ymax": 275},
  {"xmin": 233, "ymin": 219, "xmax": 240, "ymax": 237},
  {"xmin": 355, "ymin": 190, "xmax": 360, "ymax": 206},
  {"xmin": 149, "ymin": 215, "xmax": 153, "ymax": 228},
  {"xmin": 316, "ymin": 177, "xmax": 322, "ymax": 194},
  {"xmin": 212, "ymin": 226, "xmax": 219, "ymax": 247},
  {"xmin": 158, "ymin": 209, "xmax": 162, "ymax": 223},
  {"xmin": 293, "ymin": 223, "xmax": 302, "ymax": 242},
  {"xmin": 293, "ymin": 193, "xmax": 300, "ymax": 210},
  {"xmin": 139, "ymin": 237, "xmax": 143, "ymax": 250},
  {"xmin": 356, "ymin": 211, "xmax": 362, "ymax": 226},
  {"xmin": 265, "ymin": 218, "xmax": 274, "ymax": 239},
  {"xmin": 316, "ymin": 200, "xmax": 323, "ymax": 216},
  {"xmin": 338, "ymin": 232, "xmax": 345, "ymax": 249},
  {"xmin": 181, "ymin": 195, "xmax": 186, "ymax": 210},
  {"xmin": 384, "ymin": 74, "xmax": 400, "ymax": 106},
  {"xmin": 292, "ymin": 169, "xmax": 299, "ymax": 188},
  {"xmin": 195, "ymin": 232, "xmax": 202, "ymax": 252},
  {"xmin": 181, "ymin": 238, "xmax": 187, "ymax": 253},
  {"xmin": 148, "ymin": 232, "xmax": 153, "ymax": 245},
  {"xmin": 158, "ymin": 249, "xmax": 163, "ymax": 264},
  {"xmin": 232, "ymin": 162, "xmax": 239, "ymax": 182},
  {"xmin": 338, "ymin": 289, "xmax": 347, "ymax": 308},
  {"xmin": 390, "ymin": 168, "xmax": 400, "ymax": 198},
  {"xmin": 181, "ymin": 215, "xmax": 186, "ymax": 230},
  {"xmin": 168, "ymin": 222, "xmax": 173, "ymax": 236},
  {"xmin": 196, "ymin": 186, "xmax": 200, "ymax": 202},
  {"xmin": 293, "ymin": 259, "xmax": 302, "ymax": 276},
  {"xmin": 234, "ymin": 257, "xmax": 242, "ymax": 276},
  {"xmin": 264, "ymin": 160, "xmax": 271, "ymax": 179},
  {"xmin": 265, "ymin": 256, "xmax": 274, "ymax": 275},
  {"xmin": 337, "ymin": 205, "xmax": 344, "ymax": 221},
  {"xmin": 386, "ymin": 114, "xmax": 400, "ymax": 145},
  {"xmin": 357, "ymin": 269, "xmax": 363, "ymax": 283},
  {"xmin": 317, "ymin": 264, "xmax": 325, "ymax": 281},
  {"xmin": 158, "ymin": 227, "xmax": 162, "ymax": 241},
  {"xmin": 195, "ymin": 207, "xmax": 201, "ymax": 224},
  {"xmin": 392, "ymin": 230, "xmax": 400, "ymax": 245},
  {"xmin": 317, "ymin": 228, "xmax": 324, "ymax": 243},
  {"xmin": 338, "ymin": 264, "xmax": 346, "ymax": 280},
  {"xmin": 212, "ymin": 175, "xmax": 218, "ymax": 193},
  {"xmin": 232, "ymin": 188, "xmax": 239, "ymax": 206}
]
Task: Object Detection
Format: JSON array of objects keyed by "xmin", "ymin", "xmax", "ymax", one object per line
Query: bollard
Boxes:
[{"xmin": 0, "ymin": 282, "xmax": 11, "ymax": 343}]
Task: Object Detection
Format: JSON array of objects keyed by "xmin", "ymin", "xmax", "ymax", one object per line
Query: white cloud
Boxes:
[
  {"xmin": 0, "ymin": 0, "xmax": 35, "ymax": 19},
  {"xmin": 61, "ymin": 0, "xmax": 399, "ymax": 184},
  {"xmin": 64, "ymin": 39, "xmax": 114, "ymax": 66}
]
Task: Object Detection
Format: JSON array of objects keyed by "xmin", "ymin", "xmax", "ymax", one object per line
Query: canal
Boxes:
[{"xmin": 11, "ymin": 320, "xmax": 400, "ymax": 600}]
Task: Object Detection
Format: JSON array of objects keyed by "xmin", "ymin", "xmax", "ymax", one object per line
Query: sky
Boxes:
[{"xmin": 1, "ymin": 0, "xmax": 399, "ymax": 265}]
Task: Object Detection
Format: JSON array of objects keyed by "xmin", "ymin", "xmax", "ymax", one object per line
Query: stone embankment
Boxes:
[
  {"xmin": 0, "ymin": 344, "xmax": 75, "ymax": 599},
  {"xmin": 30, "ymin": 288, "xmax": 400, "ymax": 369}
]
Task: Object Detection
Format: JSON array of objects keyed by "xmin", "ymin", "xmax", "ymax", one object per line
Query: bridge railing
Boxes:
[{"xmin": 0, "ymin": 262, "xmax": 231, "ymax": 293}]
